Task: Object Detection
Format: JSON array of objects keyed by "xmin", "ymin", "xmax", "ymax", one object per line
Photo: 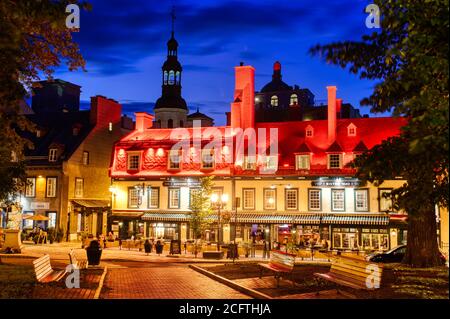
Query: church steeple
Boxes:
[{"xmin": 154, "ymin": 6, "xmax": 188, "ymax": 128}]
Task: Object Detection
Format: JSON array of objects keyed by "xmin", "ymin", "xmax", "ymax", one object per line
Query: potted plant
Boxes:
[{"xmin": 86, "ymin": 239, "xmax": 102, "ymax": 265}]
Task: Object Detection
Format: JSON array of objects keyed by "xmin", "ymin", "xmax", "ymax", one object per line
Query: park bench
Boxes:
[
  {"xmin": 314, "ymin": 255, "xmax": 384, "ymax": 291},
  {"xmin": 258, "ymin": 250, "xmax": 296, "ymax": 287},
  {"xmin": 32, "ymin": 254, "xmax": 66, "ymax": 283},
  {"xmin": 69, "ymin": 249, "xmax": 88, "ymax": 269}
]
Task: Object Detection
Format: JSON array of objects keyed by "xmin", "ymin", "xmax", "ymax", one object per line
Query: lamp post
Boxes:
[{"xmin": 211, "ymin": 193, "xmax": 228, "ymax": 252}]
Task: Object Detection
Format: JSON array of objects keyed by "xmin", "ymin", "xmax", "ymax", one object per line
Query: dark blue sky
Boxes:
[{"xmin": 54, "ymin": 0, "xmax": 380, "ymax": 125}]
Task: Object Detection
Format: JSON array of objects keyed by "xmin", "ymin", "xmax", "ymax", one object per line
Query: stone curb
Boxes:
[
  {"xmin": 94, "ymin": 265, "xmax": 108, "ymax": 299},
  {"xmin": 189, "ymin": 264, "xmax": 272, "ymax": 300}
]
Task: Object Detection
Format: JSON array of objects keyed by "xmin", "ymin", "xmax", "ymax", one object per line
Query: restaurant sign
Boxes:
[
  {"xmin": 30, "ymin": 202, "xmax": 50, "ymax": 209},
  {"xmin": 163, "ymin": 179, "xmax": 201, "ymax": 187},
  {"xmin": 311, "ymin": 178, "xmax": 361, "ymax": 187}
]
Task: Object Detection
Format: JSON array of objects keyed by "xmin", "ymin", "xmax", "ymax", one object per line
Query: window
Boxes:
[
  {"xmin": 201, "ymin": 149, "xmax": 214, "ymax": 169},
  {"xmin": 243, "ymin": 156, "xmax": 256, "ymax": 170},
  {"xmin": 109, "ymin": 122, "xmax": 113, "ymax": 132},
  {"xmin": 328, "ymin": 154, "xmax": 342, "ymax": 169},
  {"xmin": 23, "ymin": 211, "xmax": 34, "ymax": 228},
  {"xmin": 168, "ymin": 188, "xmax": 180, "ymax": 209},
  {"xmin": 128, "ymin": 187, "xmax": 140, "ymax": 208},
  {"xmin": 82, "ymin": 151, "xmax": 89, "ymax": 165},
  {"xmin": 270, "ymin": 95, "xmax": 278, "ymax": 107},
  {"xmin": 361, "ymin": 229, "xmax": 389, "ymax": 250},
  {"xmin": 25, "ymin": 177, "xmax": 36, "ymax": 197},
  {"xmin": 175, "ymin": 71, "xmax": 180, "ymax": 85},
  {"xmin": 47, "ymin": 212, "xmax": 57, "ymax": 228},
  {"xmin": 295, "ymin": 154, "xmax": 310, "ymax": 170},
  {"xmin": 168, "ymin": 70, "xmax": 175, "ymax": 85},
  {"xmin": 331, "ymin": 189, "xmax": 345, "ymax": 211},
  {"xmin": 163, "ymin": 71, "xmax": 168, "ymax": 84},
  {"xmin": 264, "ymin": 189, "xmax": 276, "ymax": 210},
  {"xmin": 305, "ymin": 125, "xmax": 314, "ymax": 138},
  {"xmin": 242, "ymin": 189, "xmax": 255, "ymax": 210},
  {"xmin": 355, "ymin": 189, "xmax": 369, "ymax": 211},
  {"xmin": 48, "ymin": 148, "xmax": 58, "ymax": 162},
  {"xmin": 285, "ymin": 189, "xmax": 298, "ymax": 210},
  {"xmin": 147, "ymin": 187, "xmax": 160, "ymax": 208},
  {"xmin": 290, "ymin": 94, "xmax": 298, "ymax": 105},
  {"xmin": 11, "ymin": 151, "xmax": 18, "ymax": 162},
  {"xmin": 46, "ymin": 177, "xmax": 57, "ymax": 198},
  {"xmin": 308, "ymin": 189, "xmax": 321, "ymax": 211},
  {"xmin": 189, "ymin": 188, "xmax": 201, "ymax": 209},
  {"xmin": 127, "ymin": 153, "xmax": 140, "ymax": 170},
  {"xmin": 168, "ymin": 150, "xmax": 181, "ymax": 170},
  {"xmin": 74, "ymin": 178, "xmax": 84, "ymax": 198},
  {"xmin": 347, "ymin": 124, "xmax": 357, "ymax": 136},
  {"xmin": 379, "ymin": 189, "xmax": 393, "ymax": 212},
  {"xmin": 36, "ymin": 130, "xmax": 41, "ymax": 138},
  {"xmin": 264, "ymin": 156, "xmax": 278, "ymax": 171}
]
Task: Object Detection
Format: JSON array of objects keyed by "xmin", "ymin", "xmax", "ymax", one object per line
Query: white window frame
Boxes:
[
  {"xmin": 355, "ymin": 189, "xmax": 369, "ymax": 212},
  {"xmin": 25, "ymin": 177, "xmax": 36, "ymax": 197},
  {"xmin": 379, "ymin": 189, "xmax": 393, "ymax": 212},
  {"xmin": 295, "ymin": 154, "xmax": 310, "ymax": 170},
  {"xmin": 74, "ymin": 178, "xmax": 84, "ymax": 198},
  {"xmin": 242, "ymin": 188, "xmax": 255, "ymax": 210},
  {"xmin": 82, "ymin": 151, "xmax": 89, "ymax": 165},
  {"xmin": 168, "ymin": 150, "xmax": 182, "ymax": 170},
  {"xmin": 270, "ymin": 95, "xmax": 278, "ymax": 107},
  {"xmin": 47, "ymin": 212, "xmax": 57, "ymax": 228},
  {"xmin": 46, "ymin": 177, "xmax": 57, "ymax": 198},
  {"xmin": 264, "ymin": 155, "xmax": 278, "ymax": 171},
  {"xmin": 328, "ymin": 154, "xmax": 342, "ymax": 169},
  {"xmin": 147, "ymin": 187, "xmax": 159, "ymax": 208},
  {"xmin": 128, "ymin": 187, "xmax": 140, "ymax": 208},
  {"xmin": 331, "ymin": 189, "xmax": 345, "ymax": 211},
  {"xmin": 201, "ymin": 148, "xmax": 214, "ymax": 170},
  {"xmin": 168, "ymin": 188, "xmax": 180, "ymax": 209},
  {"xmin": 48, "ymin": 148, "xmax": 58, "ymax": 162},
  {"xmin": 308, "ymin": 189, "xmax": 321, "ymax": 211},
  {"xmin": 263, "ymin": 188, "xmax": 276, "ymax": 210},
  {"xmin": 290, "ymin": 94, "xmax": 298, "ymax": 105},
  {"xmin": 285, "ymin": 189, "xmax": 298, "ymax": 210},
  {"xmin": 243, "ymin": 156, "xmax": 257, "ymax": 170},
  {"xmin": 127, "ymin": 152, "xmax": 141, "ymax": 170}
]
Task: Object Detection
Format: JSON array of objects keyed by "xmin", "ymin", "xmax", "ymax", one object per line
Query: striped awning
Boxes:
[
  {"xmin": 142, "ymin": 213, "xmax": 190, "ymax": 222},
  {"xmin": 322, "ymin": 214, "xmax": 389, "ymax": 225}
]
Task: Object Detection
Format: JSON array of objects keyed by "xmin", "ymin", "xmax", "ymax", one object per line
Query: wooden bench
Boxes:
[
  {"xmin": 32, "ymin": 254, "xmax": 66, "ymax": 283},
  {"xmin": 258, "ymin": 250, "xmax": 296, "ymax": 287},
  {"xmin": 69, "ymin": 249, "xmax": 88, "ymax": 269},
  {"xmin": 314, "ymin": 255, "xmax": 383, "ymax": 291}
]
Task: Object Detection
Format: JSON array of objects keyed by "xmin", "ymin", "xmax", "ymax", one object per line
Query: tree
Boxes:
[
  {"xmin": 0, "ymin": 1, "xmax": 90, "ymax": 204},
  {"xmin": 310, "ymin": 0, "xmax": 448, "ymax": 267},
  {"xmin": 189, "ymin": 176, "xmax": 215, "ymax": 256}
]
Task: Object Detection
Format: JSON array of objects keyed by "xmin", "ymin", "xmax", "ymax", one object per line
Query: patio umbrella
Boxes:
[{"xmin": 23, "ymin": 214, "xmax": 50, "ymax": 221}]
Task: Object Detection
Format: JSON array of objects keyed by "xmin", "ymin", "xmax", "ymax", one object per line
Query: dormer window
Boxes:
[
  {"xmin": 168, "ymin": 150, "xmax": 182, "ymax": 170},
  {"xmin": 263, "ymin": 155, "xmax": 278, "ymax": 171},
  {"xmin": 243, "ymin": 156, "xmax": 257, "ymax": 170},
  {"xmin": 290, "ymin": 94, "xmax": 298, "ymax": 105},
  {"xmin": 201, "ymin": 149, "xmax": 215, "ymax": 170},
  {"xmin": 347, "ymin": 123, "xmax": 357, "ymax": 136},
  {"xmin": 295, "ymin": 154, "xmax": 310, "ymax": 170},
  {"xmin": 48, "ymin": 149, "xmax": 58, "ymax": 162},
  {"xmin": 127, "ymin": 152, "xmax": 140, "ymax": 170},
  {"xmin": 305, "ymin": 125, "xmax": 314, "ymax": 138},
  {"xmin": 270, "ymin": 95, "xmax": 278, "ymax": 107},
  {"xmin": 328, "ymin": 154, "xmax": 342, "ymax": 169}
]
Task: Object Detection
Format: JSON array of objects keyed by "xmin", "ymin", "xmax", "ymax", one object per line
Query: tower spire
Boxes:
[{"xmin": 171, "ymin": 5, "xmax": 176, "ymax": 37}]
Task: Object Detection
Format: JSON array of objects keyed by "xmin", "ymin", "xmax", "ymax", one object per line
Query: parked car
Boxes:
[{"xmin": 366, "ymin": 244, "xmax": 447, "ymax": 264}]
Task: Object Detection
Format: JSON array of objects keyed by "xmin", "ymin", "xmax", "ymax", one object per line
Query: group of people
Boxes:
[{"xmin": 143, "ymin": 239, "xmax": 164, "ymax": 255}]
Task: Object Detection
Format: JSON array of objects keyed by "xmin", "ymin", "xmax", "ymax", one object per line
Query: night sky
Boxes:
[{"xmin": 53, "ymin": 0, "xmax": 381, "ymax": 125}]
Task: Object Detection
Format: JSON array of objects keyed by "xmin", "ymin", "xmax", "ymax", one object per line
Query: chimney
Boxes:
[
  {"xmin": 90, "ymin": 95, "xmax": 122, "ymax": 127},
  {"xmin": 336, "ymin": 98, "xmax": 342, "ymax": 119},
  {"xmin": 327, "ymin": 86, "xmax": 337, "ymax": 144},
  {"xmin": 225, "ymin": 112, "xmax": 231, "ymax": 126},
  {"xmin": 135, "ymin": 112, "xmax": 154, "ymax": 131},
  {"xmin": 231, "ymin": 65, "xmax": 255, "ymax": 129}
]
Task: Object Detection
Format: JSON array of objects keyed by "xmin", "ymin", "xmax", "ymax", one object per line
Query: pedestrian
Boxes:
[
  {"xmin": 155, "ymin": 240, "xmax": 163, "ymax": 255},
  {"xmin": 118, "ymin": 238, "xmax": 122, "ymax": 250},
  {"xmin": 144, "ymin": 239, "xmax": 152, "ymax": 255},
  {"xmin": 262, "ymin": 240, "xmax": 271, "ymax": 259}
]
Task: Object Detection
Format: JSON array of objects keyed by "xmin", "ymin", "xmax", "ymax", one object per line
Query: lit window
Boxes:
[
  {"xmin": 264, "ymin": 156, "xmax": 278, "ymax": 171},
  {"xmin": 48, "ymin": 149, "xmax": 58, "ymax": 162},
  {"xmin": 82, "ymin": 151, "xmax": 89, "ymax": 165},
  {"xmin": 295, "ymin": 155, "xmax": 310, "ymax": 170},
  {"xmin": 109, "ymin": 122, "xmax": 113, "ymax": 132},
  {"xmin": 355, "ymin": 189, "xmax": 369, "ymax": 211},
  {"xmin": 168, "ymin": 70, "xmax": 175, "ymax": 85},
  {"xmin": 163, "ymin": 71, "xmax": 168, "ymax": 85},
  {"xmin": 168, "ymin": 188, "xmax": 180, "ymax": 208},
  {"xmin": 36, "ymin": 130, "xmax": 41, "ymax": 138},
  {"xmin": 23, "ymin": 212, "xmax": 34, "ymax": 228},
  {"xmin": 127, "ymin": 153, "xmax": 140, "ymax": 170},
  {"xmin": 270, "ymin": 95, "xmax": 278, "ymax": 107},
  {"xmin": 285, "ymin": 189, "xmax": 298, "ymax": 210},
  {"xmin": 328, "ymin": 154, "xmax": 342, "ymax": 169},
  {"xmin": 168, "ymin": 150, "xmax": 181, "ymax": 170},
  {"xmin": 147, "ymin": 187, "xmax": 160, "ymax": 208},
  {"xmin": 46, "ymin": 177, "xmax": 57, "ymax": 198},
  {"xmin": 47, "ymin": 212, "xmax": 57, "ymax": 228},
  {"xmin": 347, "ymin": 124, "xmax": 357, "ymax": 136},
  {"xmin": 243, "ymin": 189, "xmax": 255, "ymax": 210},
  {"xmin": 25, "ymin": 177, "xmax": 36, "ymax": 197},
  {"xmin": 290, "ymin": 94, "xmax": 298, "ymax": 105},
  {"xmin": 379, "ymin": 189, "xmax": 393, "ymax": 212},
  {"xmin": 128, "ymin": 187, "xmax": 140, "ymax": 208},
  {"xmin": 332, "ymin": 189, "xmax": 345, "ymax": 211},
  {"xmin": 175, "ymin": 71, "xmax": 180, "ymax": 85},
  {"xmin": 74, "ymin": 178, "xmax": 84, "ymax": 198},
  {"xmin": 201, "ymin": 149, "xmax": 214, "ymax": 169},
  {"xmin": 11, "ymin": 151, "xmax": 18, "ymax": 162},
  {"xmin": 264, "ymin": 189, "xmax": 276, "ymax": 210},
  {"xmin": 308, "ymin": 189, "xmax": 321, "ymax": 211},
  {"xmin": 243, "ymin": 156, "xmax": 256, "ymax": 170}
]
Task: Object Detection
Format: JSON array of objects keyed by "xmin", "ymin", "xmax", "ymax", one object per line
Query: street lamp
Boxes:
[{"xmin": 211, "ymin": 193, "xmax": 228, "ymax": 251}]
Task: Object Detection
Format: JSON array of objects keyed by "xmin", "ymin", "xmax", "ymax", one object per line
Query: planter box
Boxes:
[{"xmin": 202, "ymin": 251, "xmax": 224, "ymax": 260}]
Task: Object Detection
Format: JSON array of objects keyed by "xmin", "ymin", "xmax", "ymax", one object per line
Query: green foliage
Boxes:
[
  {"xmin": 0, "ymin": 0, "xmax": 90, "ymax": 203},
  {"xmin": 310, "ymin": 0, "xmax": 448, "ymax": 267},
  {"xmin": 189, "ymin": 176, "xmax": 215, "ymax": 239}
]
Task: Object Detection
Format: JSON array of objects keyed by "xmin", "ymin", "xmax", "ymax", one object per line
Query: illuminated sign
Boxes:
[{"xmin": 311, "ymin": 178, "xmax": 361, "ymax": 187}]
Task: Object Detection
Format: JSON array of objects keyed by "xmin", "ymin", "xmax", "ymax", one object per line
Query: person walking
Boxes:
[{"xmin": 144, "ymin": 239, "xmax": 152, "ymax": 255}]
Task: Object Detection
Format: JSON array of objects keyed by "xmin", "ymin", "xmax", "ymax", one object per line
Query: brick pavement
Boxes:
[{"xmin": 100, "ymin": 264, "xmax": 251, "ymax": 299}]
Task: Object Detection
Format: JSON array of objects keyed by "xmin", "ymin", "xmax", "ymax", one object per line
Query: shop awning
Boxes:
[
  {"xmin": 112, "ymin": 211, "xmax": 144, "ymax": 218},
  {"xmin": 72, "ymin": 199, "xmax": 110, "ymax": 208},
  {"xmin": 142, "ymin": 212, "xmax": 190, "ymax": 222},
  {"xmin": 322, "ymin": 214, "xmax": 389, "ymax": 225}
]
